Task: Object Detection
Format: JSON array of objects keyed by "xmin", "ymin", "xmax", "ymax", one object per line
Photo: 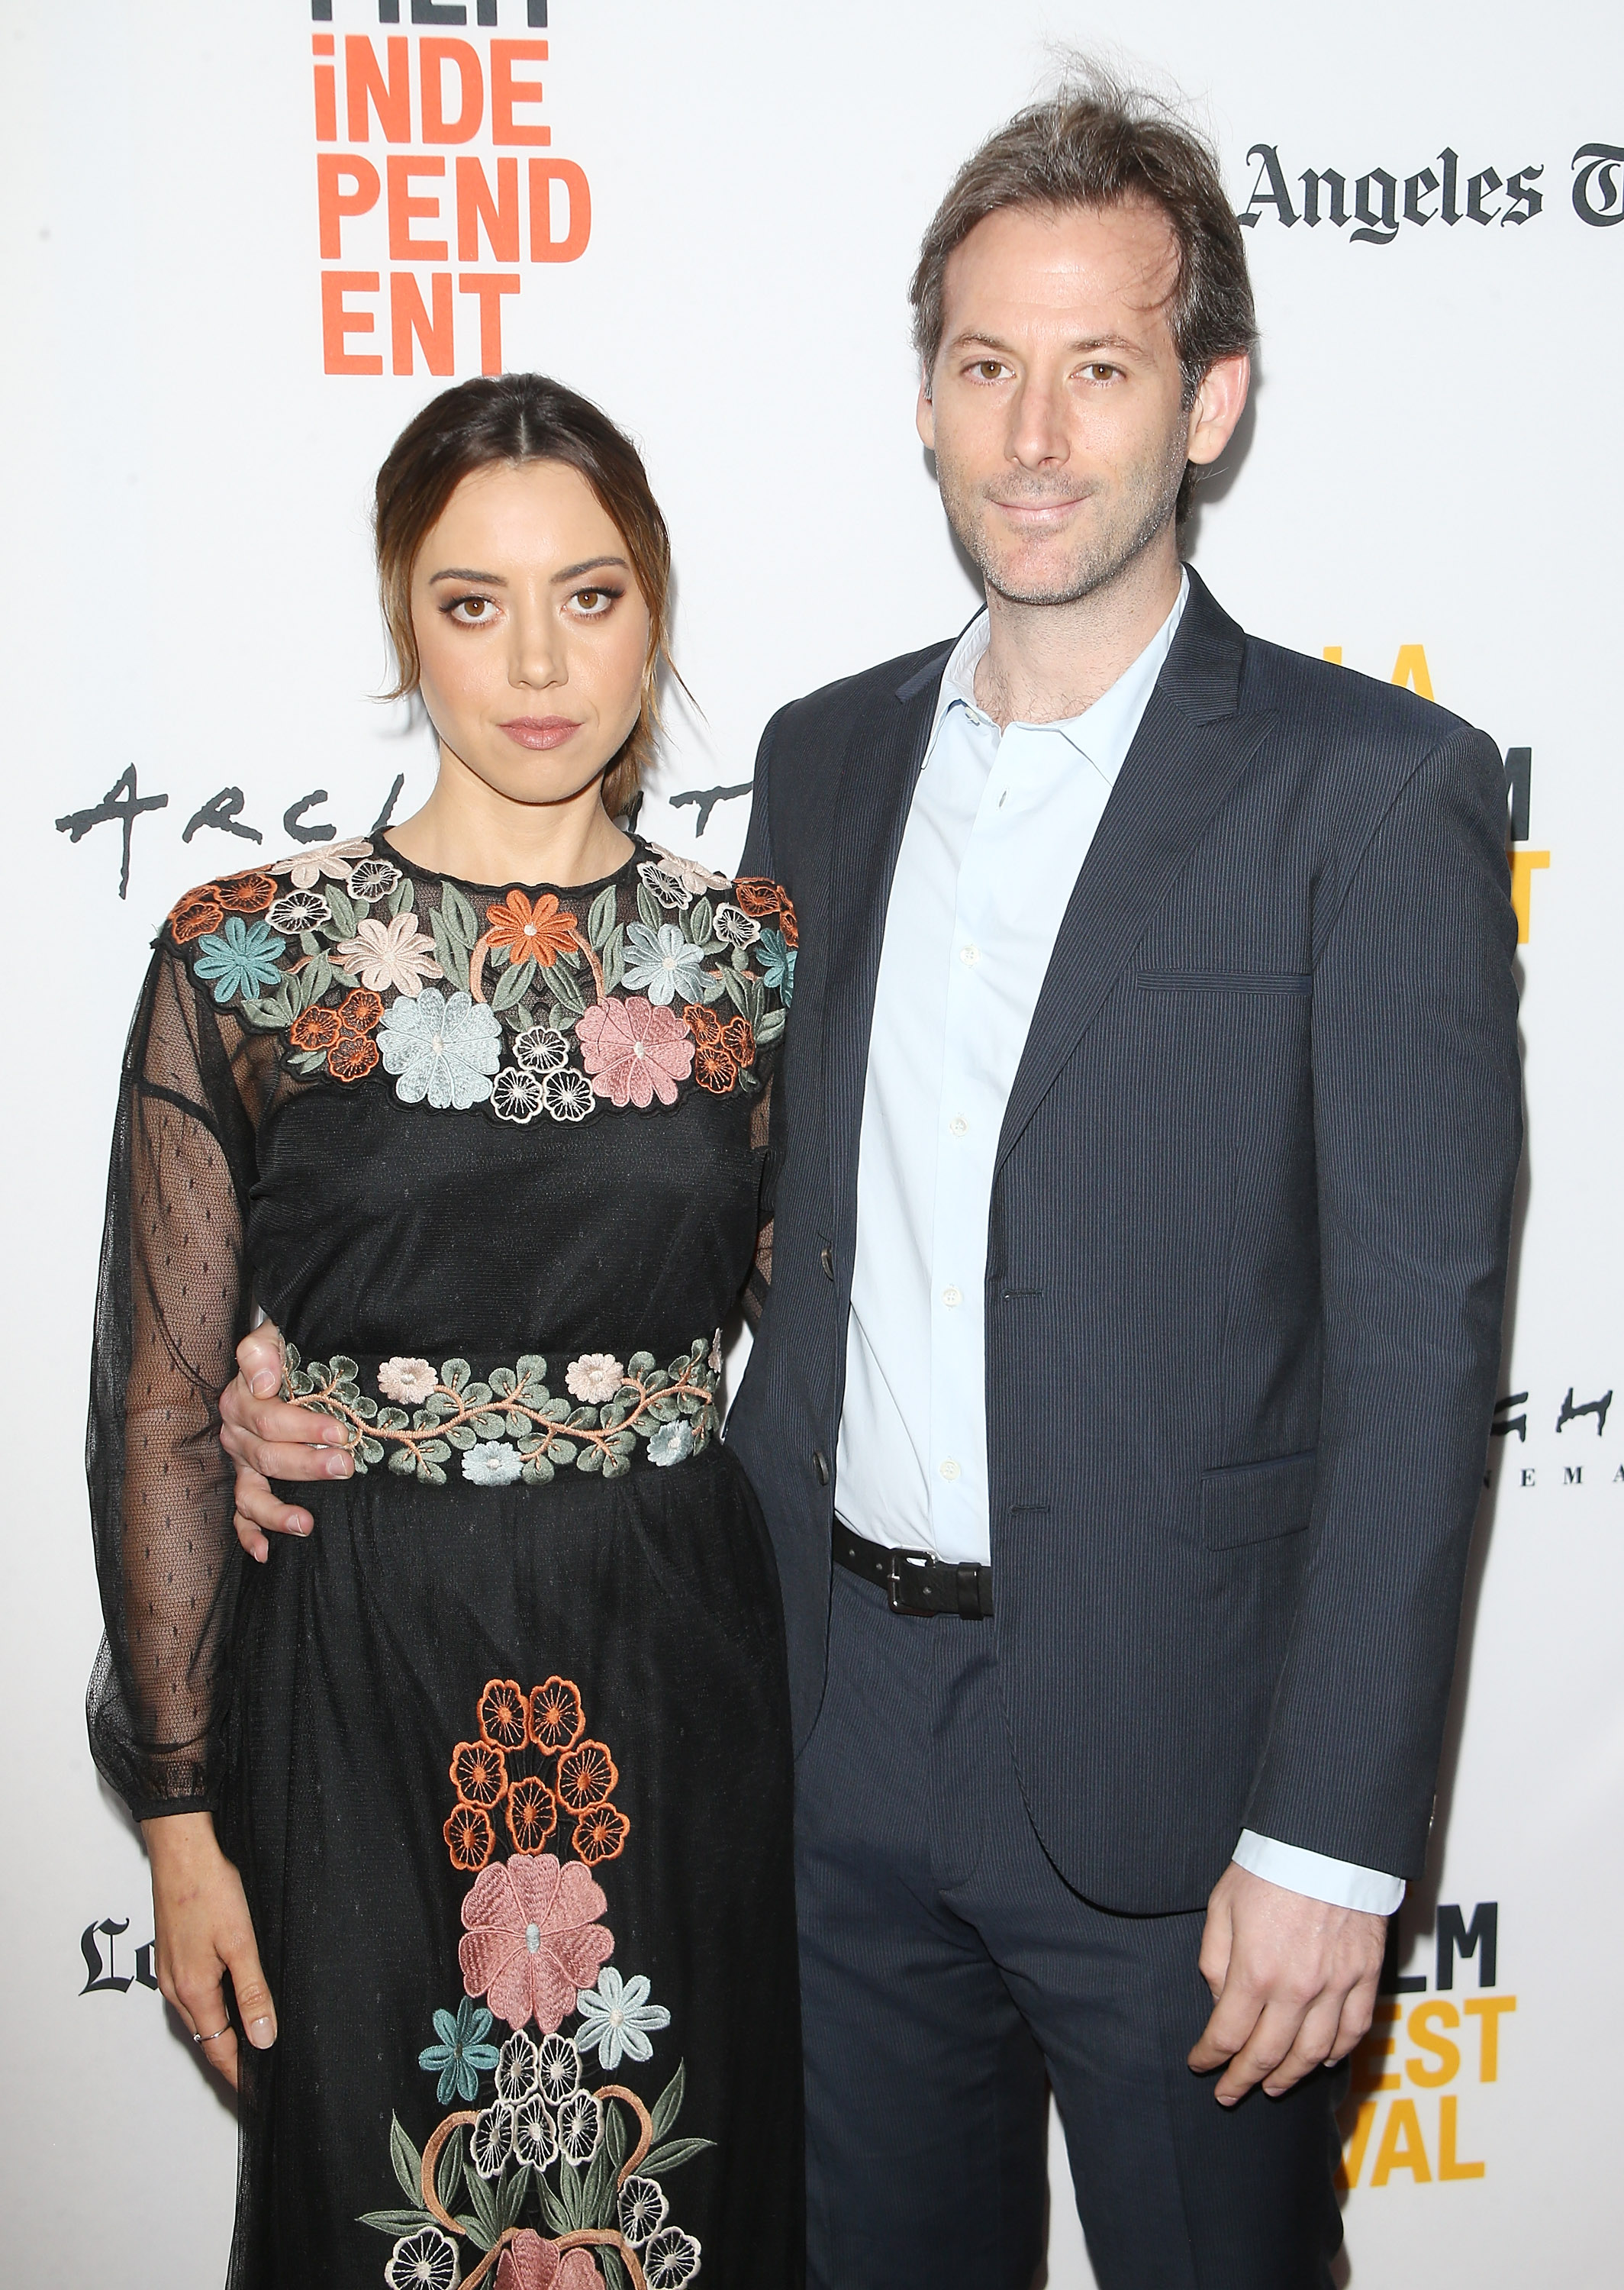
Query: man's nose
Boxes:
[{"xmin": 1005, "ymin": 375, "xmax": 1070, "ymax": 468}]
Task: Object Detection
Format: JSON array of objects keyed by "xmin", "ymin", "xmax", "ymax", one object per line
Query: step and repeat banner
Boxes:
[{"xmin": 2, "ymin": 3, "xmax": 1619, "ymax": 2282}]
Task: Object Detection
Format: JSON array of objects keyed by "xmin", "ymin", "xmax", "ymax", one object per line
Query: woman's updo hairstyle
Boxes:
[{"xmin": 375, "ymin": 373, "xmax": 673, "ymax": 819}]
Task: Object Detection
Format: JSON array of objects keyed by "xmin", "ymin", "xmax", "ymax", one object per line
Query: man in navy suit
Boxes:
[{"xmin": 221, "ymin": 73, "xmax": 1520, "ymax": 2290}]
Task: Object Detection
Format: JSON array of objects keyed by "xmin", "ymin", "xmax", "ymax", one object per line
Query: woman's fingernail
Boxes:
[
  {"xmin": 251, "ymin": 1370, "xmax": 279, "ymax": 1395},
  {"xmin": 292, "ymin": 1518, "xmax": 312, "ymax": 1536},
  {"xmin": 326, "ymin": 1453, "xmax": 352, "ymax": 1476},
  {"xmin": 248, "ymin": 2017, "xmax": 276, "ymax": 2047}
]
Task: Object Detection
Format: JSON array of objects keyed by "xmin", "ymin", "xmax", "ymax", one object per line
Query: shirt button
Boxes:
[
  {"xmin": 939, "ymin": 1459, "xmax": 961, "ymax": 1482},
  {"xmin": 942, "ymin": 1286, "xmax": 962, "ymax": 1309},
  {"xmin": 949, "ymin": 1116, "xmax": 968, "ymax": 1137},
  {"xmin": 959, "ymin": 943, "xmax": 980, "ymax": 966}
]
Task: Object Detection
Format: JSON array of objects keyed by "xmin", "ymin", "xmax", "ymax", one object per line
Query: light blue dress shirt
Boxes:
[{"xmin": 833, "ymin": 575, "xmax": 1403, "ymax": 1917}]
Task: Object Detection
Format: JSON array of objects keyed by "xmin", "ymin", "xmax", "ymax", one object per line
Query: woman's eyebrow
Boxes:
[
  {"xmin": 553, "ymin": 556, "xmax": 630, "ymax": 583},
  {"xmin": 429, "ymin": 566, "xmax": 507, "ymax": 584}
]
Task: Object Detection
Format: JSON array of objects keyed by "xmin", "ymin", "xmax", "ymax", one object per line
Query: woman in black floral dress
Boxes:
[{"xmin": 86, "ymin": 376, "xmax": 803, "ymax": 2290}]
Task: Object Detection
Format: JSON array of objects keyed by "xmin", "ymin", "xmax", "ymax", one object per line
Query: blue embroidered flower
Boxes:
[
  {"xmin": 192, "ymin": 916, "xmax": 286, "ymax": 1004},
  {"xmin": 622, "ymin": 921, "xmax": 708, "ymax": 1007},
  {"xmin": 757, "ymin": 927, "xmax": 796, "ymax": 1005},
  {"xmin": 418, "ymin": 1996, "xmax": 499, "ymax": 2105},
  {"xmin": 647, "ymin": 1421, "xmax": 694, "ymax": 1468},
  {"xmin": 379, "ymin": 986, "xmax": 501, "ymax": 1109},
  {"xmin": 574, "ymin": 1966, "xmax": 672, "ymax": 2070},
  {"xmin": 462, "ymin": 1440, "xmax": 523, "ymax": 1485}
]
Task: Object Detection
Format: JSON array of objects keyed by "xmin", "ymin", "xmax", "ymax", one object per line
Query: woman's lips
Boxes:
[{"xmin": 499, "ymin": 717, "xmax": 582, "ymax": 751}]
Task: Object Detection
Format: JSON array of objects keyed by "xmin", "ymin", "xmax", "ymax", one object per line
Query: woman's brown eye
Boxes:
[
  {"xmin": 461, "ymin": 598, "xmax": 488, "ymax": 618},
  {"xmin": 578, "ymin": 591, "xmax": 602, "ymax": 610}
]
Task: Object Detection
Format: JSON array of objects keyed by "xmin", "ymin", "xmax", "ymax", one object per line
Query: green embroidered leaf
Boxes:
[
  {"xmin": 627, "ymin": 1351, "xmax": 656, "ymax": 1378},
  {"xmin": 641, "ymin": 2135, "xmax": 717, "ymax": 2176},
  {"xmin": 441, "ymin": 879, "xmax": 481, "ymax": 948},
  {"xmin": 488, "ymin": 1366, "xmax": 518, "ymax": 1397},
  {"xmin": 538, "ymin": 2180, "xmax": 572, "ymax": 2237},
  {"xmin": 608, "ymin": 1431, "xmax": 636, "ymax": 1458},
  {"xmin": 498, "ymin": 2164, "xmax": 529, "ymax": 2230},
  {"xmin": 603, "ymin": 2097, "xmax": 628, "ymax": 2170},
  {"xmin": 520, "ymin": 1456, "xmax": 556, "ymax": 1485},
  {"xmin": 377, "ymin": 1406, "xmax": 410, "ymax": 1430},
  {"xmin": 542, "ymin": 1397, "xmax": 572, "ymax": 1424},
  {"xmin": 325, "ymin": 882, "xmax": 358, "ymax": 940},
  {"xmin": 581, "ymin": 2134, "xmax": 617, "ymax": 2228},
  {"xmin": 353, "ymin": 1394, "xmax": 379, "ymax": 1419},
  {"xmin": 720, "ymin": 967, "xmax": 750, "ymax": 1017},
  {"xmin": 462, "ymin": 1381, "xmax": 493, "ymax": 1407},
  {"xmin": 330, "ymin": 1355, "xmax": 358, "ymax": 1379},
  {"xmin": 650, "ymin": 1394, "xmax": 682, "ymax": 1424},
  {"xmin": 601, "ymin": 1452, "xmax": 630, "ymax": 1479},
  {"xmin": 601, "ymin": 923, "xmax": 626, "ymax": 998},
  {"xmin": 442, "ymin": 1359, "xmax": 472, "ymax": 1392},
  {"xmin": 505, "ymin": 1411, "xmax": 531, "ymax": 1439},
  {"xmin": 574, "ymin": 1446, "xmax": 601, "ymax": 1473},
  {"xmin": 243, "ymin": 991, "xmax": 295, "ymax": 1029},
  {"xmin": 466, "ymin": 2159, "xmax": 499, "ymax": 2240},
  {"xmin": 689, "ymin": 895, "xmax": 714, "ymax": 945},
  {"xmin": 558, "ymin": 2153, "xmax": 585, "ymax": 2229},
  {"xmin": 635, "ymin": 880, "xmax": 663, "ymax": 931},
  {"xmin": 288, "ymin": 1048, "xmax": 330, "ymax": 1076},
  {"xmin": 417, "ymin": 1459, "xmax": 448, "ymax": 1486},
  {"xmin": 358, "ymin": 1437, "xmax": 384, "ymax": 1464},
  {"xmin": 388, "ymin": 875, "xmax": 414, "ymax": 918},
  {"xmin": 455, "ymin": 2212, "xmax": 488, "ymax": 2249},
  {"xmin": 492, "ymin": 956, "xmax": 535, "ymax": 1012},
  {"xmin": 516, "ymin": 1353, "xmax": 546, "ymax": 1379},
  {"xmin": 600, "ymin": 2249, "xmax": 630, "ymax": 2290},
  {"xmin": 567, "ymin": 1406, "xmax": 599, "ymax": 1430},
  {"xmin": 756, "ymin": 1007, "xmax": 785, "ymax": 1047},
  {"xmin": 389, "ymin": 2114, "xmax": 424, "ymax": 2205},
  {"xmin": 446, "ymin": 1425, "xmax": 477, "ymax": 1450},
  {"xmin": 549, "ymin": 1438, "xmax": 578, "ymax": 1466},
  {"xmin": 549, "ymin": 960, "xmax": 586, "ymax": 1019},
  {"xmin": 356, "ymin": 2208, "xmax": 437, "ymax": 2237},
  {"xmin": 588, "ymin": 885, "xmax": 619, "ymax": 948},
  {"xmin": 472, "ymin": 1413, "xmax": 507, "ymax": 1440},
  {"xmin": 436, "ymin": 2125, "xmax": 465, "ymax": 2216},
  {"xmin": 430, "ymin": 908, "xmax": 472, "ymax": 989},
  {"xmin": 390, "ymin": 1437, "xmax": 427, "ymax": 1473},
  {"xmin": 697, "ymin": 971, "xmax": 727, "ymax": 1005},
  {"xmin": 649, "ymin": 2059, "xmax": 687, "ymax": 2144},
  {"xmin": 284, "ymin": 1343, "xmax": 303, "ymax": 1370},
  {"xmin": 300, "ymin": 930, "xmax": 322, "ymax": 959},
  {"xmin": 740, "ymin": 974, "xmax": 766, "ymax": 1028}
]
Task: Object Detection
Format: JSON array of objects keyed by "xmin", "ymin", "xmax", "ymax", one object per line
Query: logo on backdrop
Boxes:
[
  {"xmin": 1239, "ymin": 140, "xmax": 1624, "ymax": 237},
  {"xmin": 81, "ymin": 1916, "xmax": 159, "ymax": 1997},
  {"xmin": 1339, "ymin": 1899, "xmax": 1516, "ymax": 2191},
  {"xmin": 309, "ymin": 2, "xmax": 585, "ymax": 379}
]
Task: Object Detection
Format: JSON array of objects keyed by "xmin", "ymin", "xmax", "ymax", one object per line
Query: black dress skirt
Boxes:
[{"xmin": 86, "ymin": 833, "xmax": 804, "ymax": 2290}]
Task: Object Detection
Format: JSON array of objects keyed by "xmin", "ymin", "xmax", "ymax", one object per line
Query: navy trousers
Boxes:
[{"xmin": 794, "ymin": 1565, "xmax": 1345, "ymax": 2288}]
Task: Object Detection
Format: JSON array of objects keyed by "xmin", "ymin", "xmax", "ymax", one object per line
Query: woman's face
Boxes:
[{"xmin": 409, "ymin": 459, "xmax": 652, "ymax": 808}]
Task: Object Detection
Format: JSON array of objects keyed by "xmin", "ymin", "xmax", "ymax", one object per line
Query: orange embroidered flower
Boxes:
[
  {"xmin": 485, "ymin": 890, "xmax": 578, "ymax": 969},
  {"xmin": 451, "ymin": 1738, "xmax": 508, "ymax": 1808},
  {"xmin": 507, "ymin": 1775, "xmax": 557, "ymax": 1853},
  {"xmin": 446, "ymin": 1802, "xmax": 495, "ymax": 1872},
  {"xmin": 214, "ymin": 870, "xmax": 279, "ymax": 915},
  {"xmin": 479, "ymin": 1678, "xmax": 530, "ymax": 1752},
  {"xmin": 555, "ymin": 1738, "xmax": 617, "ymax": 1815},
  {"xmin": 529, "ymin": 1676, "xmax": 585, "ymax": 1755},
  {"xmin": 572, "ymin": 1804, "xmax": 630, "ymax": 1866},
  {"xmin": 289, "ymin": 988, "xmax": 384, "ymax": 1083},
  {"xmin": 169, "ymin": 887, "xmax": 225, "ymax": 943},
  {"xmin": 777, "ymin": 892, "xmax": 799, "ymax": 949},
  {"xmin": 684, "ymin": 1005, "xmax": 756, "ymax": 1093},
  {"xmin": 733, "ymin": 876, "xmax": 782, "ymax": 918}
]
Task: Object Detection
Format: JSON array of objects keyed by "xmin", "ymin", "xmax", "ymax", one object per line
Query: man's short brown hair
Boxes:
[{"xmin": 910, "ymin": 70, "xmax": 1256, "ymax": 512}]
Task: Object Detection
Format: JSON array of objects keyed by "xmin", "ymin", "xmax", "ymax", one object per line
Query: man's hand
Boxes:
[
  {"xmin": 1187, "ymin": 1861, "xmax": 1385, "ymax": 2104},
  {"xmin": 221, "ymin": 1321, "xmax": 352, "ymax": 1561}
]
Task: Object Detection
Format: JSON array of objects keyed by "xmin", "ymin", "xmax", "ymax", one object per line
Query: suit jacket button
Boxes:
[
  {"xmin": 820, "ymin": 1246, "xmax": 834, "ymax": 1281},
  {"xmin": 813, "ymin": 1450, "xmax": 830, "ymax": 1485}
]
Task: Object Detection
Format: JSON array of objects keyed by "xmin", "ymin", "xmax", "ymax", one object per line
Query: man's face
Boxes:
[{"xmin": 918, "ymin": 198, "xmax": 1246, "ymax": 607}]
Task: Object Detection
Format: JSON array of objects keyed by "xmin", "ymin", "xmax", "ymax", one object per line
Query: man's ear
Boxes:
[
  {"xmin": 915, "ymin": 373, "xmax": 936, "ymax": 452},
  {"xmin": 1186, "ymin": 352, "xmax": 1250, "ymax": 469}
]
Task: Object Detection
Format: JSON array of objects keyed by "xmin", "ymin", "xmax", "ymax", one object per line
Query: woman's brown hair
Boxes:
[{"xmin": 375, "ymin": 373, "xmax": 673, "ymax": 819}]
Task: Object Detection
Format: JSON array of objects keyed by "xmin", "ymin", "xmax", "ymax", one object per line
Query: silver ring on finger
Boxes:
[{"xmin": 192, "ymin": 2025, "xmax": 231, "ymax": 2045}]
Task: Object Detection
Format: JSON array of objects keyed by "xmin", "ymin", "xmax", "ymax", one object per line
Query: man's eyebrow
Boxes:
[
  {"xmin": 552, "ymin": 556, "xmax": 630, "ymax": 583},
  {"xmin": 429, "ymin": 566, "xmax": 507, "ymax": 584},
  {"xmin": 945, "ymin": 329, "xmax": 1144, "ymax": 357}
]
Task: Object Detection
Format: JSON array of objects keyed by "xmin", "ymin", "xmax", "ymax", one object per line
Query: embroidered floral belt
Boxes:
[{"xmin": 279, "ymin": 1337, "xmax": 722, "ymax": 1488}]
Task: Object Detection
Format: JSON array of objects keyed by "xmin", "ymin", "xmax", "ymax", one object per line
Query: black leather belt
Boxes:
[{"xmin": 833, "ymin": 1520, "xmax": 994, "ymax": 1620}]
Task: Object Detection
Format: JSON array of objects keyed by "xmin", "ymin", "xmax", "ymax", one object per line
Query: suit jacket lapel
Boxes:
[
  {"xmin": 994, "ymin": 572, "xmax": 1276, "ymax": 1174},
  {"xmin": 822, "ymin": 652, "xmax": 948, "ymax": 1234}
]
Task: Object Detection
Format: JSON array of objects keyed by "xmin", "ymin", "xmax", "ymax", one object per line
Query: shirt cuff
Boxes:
[{"xmin": 1232, "ymin": 1830, "xmax": 1406, "ymax": 1915}]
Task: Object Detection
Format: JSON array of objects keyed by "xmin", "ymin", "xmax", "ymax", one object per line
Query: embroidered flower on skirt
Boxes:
[
  {"xmin": 573, "ymin": 1966, "xmax": 671, "ymax": 2071},
  {"xmin": 495, "ymin": 2233, "xmax": 604, "ymax": 2290},
  {"xmin": 458, "ymin": 1852, "xmax": 614, "ymax": 2035},
  {"xmin": 619, "ymin": 2174, "xmax": 669, "ymax": 2247},
  {"xmin": 385, "ymin": 2225, "xmax": 460, "ymax": 2290}
]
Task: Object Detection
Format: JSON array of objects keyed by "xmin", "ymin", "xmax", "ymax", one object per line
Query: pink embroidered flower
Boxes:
[
  {"xmin": 379, "ymin": 1356, "xmax": 438, "ymax": 1405},
  {"xmin": 566, "ymin": 1353, "xmax": 624, "ymax": 1405},
  {"xmin": 495, "ymin": 2232, "xmax": 603, "ymax": 2290},
  {"xmin": 459, "ymin": 1852, "xmax": 615, "ymax": 2034},
  {"xmin": 575, "ymin": 996, "xmax": 693, "ymax": 1110}
]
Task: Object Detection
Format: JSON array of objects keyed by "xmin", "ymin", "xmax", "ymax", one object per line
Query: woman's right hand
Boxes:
[
  {"xmin": 221, "ymin": 1323, "xmax": 353, "ymax": 1561},
  {"xmin": 143, "ymin": 1813, "xmax": 277, "ymax": 2092}
]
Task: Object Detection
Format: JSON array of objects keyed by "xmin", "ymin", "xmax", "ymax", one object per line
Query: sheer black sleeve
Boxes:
[{"xmin": 85, "ymin": 937, "xmax": 258, "ymax": 1821}]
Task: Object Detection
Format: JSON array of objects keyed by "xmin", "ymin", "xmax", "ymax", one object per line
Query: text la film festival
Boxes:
[{"xmin": 3, "ymin": 2, "xmax": 1619, "ymax": 2282}]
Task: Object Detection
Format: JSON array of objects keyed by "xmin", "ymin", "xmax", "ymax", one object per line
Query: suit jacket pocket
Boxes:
[
  {"xmin": 1200, "ymin": 1450, "xmax": 1318, "ymax": 1549},
  {"xmin": 1135, "ymin": 968, "xmax": 1312, "ymax": 994}
]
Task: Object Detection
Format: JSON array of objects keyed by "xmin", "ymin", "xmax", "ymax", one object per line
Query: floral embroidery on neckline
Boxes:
[{"xmin": 165, "ymin": 837, "xmax": 794, "ymax": 1123}]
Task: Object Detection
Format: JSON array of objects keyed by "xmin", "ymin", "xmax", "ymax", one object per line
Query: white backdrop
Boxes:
[{"xmin": 3, "ymin": 2, "xmax": 1620, "ymax": 2282}]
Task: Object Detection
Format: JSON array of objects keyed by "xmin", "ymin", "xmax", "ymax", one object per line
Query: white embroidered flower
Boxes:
[
  {"xmin": 269, "ymin": 835, "xmax": 373, "ymax": 891},
  {"xmin": 385, "ymin": 2226, "xmax": 459, "ymax": 2290},
  {"xmin": 566, "ymin": 1354, "xmax": 625, "ymax": 1405},
  {"xmin": 491, "ymin": 1067, "xmax": 546, "ymax": 1124},
  {"xmin": 267, "ymin": 889, "xmax": 330, "ymax": 935},
  {"xmin": 647, "ymin": 843, "xmax": 730, "ymax": 895},
  {"xmin": 708, "ymin": 1328, "xmax": 723, "ymax": 1376},
  {"xmin": 468, "ymin": 2099, "xmax": 514, "ymax": 2179},
  {"xmin": 618, "ymin": 2175, "xmax": 669, "ymax": 2248},
  {"xmin": 379, "ymin": 988, "xmax": 502, "ymax": 1109},
  {"xmin": 378, "ymin": 1356, "xmax": 438, "ymax": 1405},
  {"xmin": 648, "ymin": 1421, "xmax": 694, "ymax": 1467},
  {"xmin": 543, "ymin": 1068, "xmax": 594, "ymax": 1123},
  {"xmin": 462, "ymin": 1440, "xmax": 523, "ymax": 1486},
  {"xmin": 573, "ymin": 1966, "xmax": 671, "ymax": 2071},
  {"xmin": 643, "ymin": 2227, "xmax": 703, "ymax": 2287},
  {"xmin": 712, "ymin": 903, "xmax": 762, "ymax": 949},
  {"xmin": 494, "ymin": 2029, "xmax": 541, "ymax": 2106},
  {"xmin": 534, "ymin": 2031, "xmax": 580, "ymax": 2104},
  {"xmin": 511, "ymin": 2092, "xmax": 558, "ymax": 2168},
  {"xmin": 347, "ymin": 857, "xmax": 401, "ymax": 900},
  {"xmin": 514, "ymin": 1026, "xmax": 570, "ymax": 1074},
  {"xmin": 556, "ymin": 2086, "xmax": 601, "ymax": 2167},
  {"xmin": 637, "ymin": 860, "xmax": 692, "ymax": 911},
  {"xmin": 334, "ymin": 911, "xmax": 444, "ymax": 996}
]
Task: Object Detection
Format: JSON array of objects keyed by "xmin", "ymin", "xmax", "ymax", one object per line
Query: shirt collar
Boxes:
[{"xmin": 927, "ymin": 567, "xmax": 1190, "ymax": 783}]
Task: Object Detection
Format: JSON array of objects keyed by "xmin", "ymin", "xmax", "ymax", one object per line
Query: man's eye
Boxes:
[
  {"xmin": 1084, "ymin": 363, "xmax": 1119, "ymax": 382},
  {"xmin": 975, "ymin": 360, "xmax": 1007, "ymax": 382}
]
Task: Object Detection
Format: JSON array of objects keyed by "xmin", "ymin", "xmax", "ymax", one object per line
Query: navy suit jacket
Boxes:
[{"xmin": 727, "ymin": 569, "xmax": 1522, "ymax": 1914}]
